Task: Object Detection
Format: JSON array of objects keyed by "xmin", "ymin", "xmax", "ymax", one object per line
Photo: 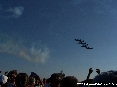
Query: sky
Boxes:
[{"xmin": 0, "ymin": 0, "xmax": 117, "ymax": 81}]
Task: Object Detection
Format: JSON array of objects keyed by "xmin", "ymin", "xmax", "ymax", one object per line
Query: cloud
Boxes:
[
  {"xmin": 72, "ymin": 0, "xmax": 117, "ymax": 17},
  {"xmin": 0, "ymin": 6, "xmax": 24, "ymax": 19},
  {"xmin": 8, "ymin": 6, "xmax": 24, "ymax": 18},
  {"xmin": 0, "ymin": 32, "xmax": 50, "ymax": 63}
]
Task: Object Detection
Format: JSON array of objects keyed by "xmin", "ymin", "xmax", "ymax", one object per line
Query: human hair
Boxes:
[
  {"xmin": 91, "ymin": 70, "xmax": 117, "ymax": 87},
  {"xmin": 50, "ymin": 73, "xmax": 60, "ymax": 82},
  {"xmin": 46, "ymin": 78, "xmax": 50, "ymax": 83},
  {"xmin": 8, "ymin": 70, "xmax": 17, "ymax": 76},
  {"xmin": 49, "ymin": 73, "xmax": 61, "ymax": 87},
  {"xmin": 15, "ymin": 73, "xmax": 28, "ymax": 87},
  {"xmin": 28, "ymin": 77, "xmax": 35, "ymax": 85},
  {"xmin": 60, "ymin": 76, "xmax": 79, "ymax": 87}
]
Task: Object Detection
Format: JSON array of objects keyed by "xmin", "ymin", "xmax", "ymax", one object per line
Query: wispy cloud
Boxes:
[
  {"xmin": 72, "ymin": 0, "xmax": 117, "ymax": 18},
  {"xmin": 0, "ymin": 6, "xmax": 24, "ymax": 19},
  {"xmin": 7, "ymin": 6, "xmax": 24, "ymax": 18},
  {"xmin": 0, "ymin": 32, "xmax": 50, "ymax": 63}
]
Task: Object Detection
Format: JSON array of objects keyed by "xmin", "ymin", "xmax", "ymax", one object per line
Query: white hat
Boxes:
[{"xmin": 0, "ymin": 75, "xmax": 8, "ymax": 84}]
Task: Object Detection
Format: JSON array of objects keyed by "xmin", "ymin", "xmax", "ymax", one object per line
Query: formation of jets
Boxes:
[{"xmin": 75, "ymin": 39, "xmax": 93, "ymax": 49}]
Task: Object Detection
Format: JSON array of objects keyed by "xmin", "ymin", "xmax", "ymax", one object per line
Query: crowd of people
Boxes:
[{"xmin": 0, "ymin": 68, "xmax": 117, "ymax": 87}]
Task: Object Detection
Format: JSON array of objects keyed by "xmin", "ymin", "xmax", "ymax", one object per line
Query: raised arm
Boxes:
[{"xmin": 86, "ymin": 68, "xmax": 93, "ymax": 80}]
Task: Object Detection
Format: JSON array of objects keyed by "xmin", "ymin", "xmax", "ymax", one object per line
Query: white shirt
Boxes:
[{"xmin": 0, "ymin": 75, "xmax": 8, "ymax": 84}]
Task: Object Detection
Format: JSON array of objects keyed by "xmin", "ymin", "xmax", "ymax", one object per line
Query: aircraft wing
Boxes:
[
  {"xmin": 75, "ymin": 39, "xmax": 81, "ymax": 41},
  {"xmin": 86, "ymin": 47, "xmax": 93, "ymax": 49}
]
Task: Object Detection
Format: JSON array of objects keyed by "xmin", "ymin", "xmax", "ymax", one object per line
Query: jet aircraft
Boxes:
[
  {"xmin": 81, "ymin": 44, "xmax": 88, "ymax": 47},
  {"xmin": 75, "ymin": 39, "xmax": 81, "ymax": 41},
  {"xmin": 83, "ymin": 44, "xmax": 93, "ymax": 49},
  {"xmin": 75, "ymin": 39, "xmax": 86, "ymax": 44},
  {"xmin": 78, "ymin": 41, "xmax": 86, "ymax": 44},
  {"xmin": 86, "ymin": 47, "xmax": 93, "ymax": 49},
  {"xmin": 75, "ymin": 39, "xmax": 93, "ymax": 49}
]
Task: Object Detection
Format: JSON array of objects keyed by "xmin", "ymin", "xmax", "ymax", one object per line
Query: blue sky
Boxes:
[{"xmin": 0, "ymin": 0, "xmax": 117, "ymax": 81}]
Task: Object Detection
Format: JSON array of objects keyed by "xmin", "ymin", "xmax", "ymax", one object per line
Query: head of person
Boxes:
[
  {"xmin": 60, "ymin": 76, "xmax": 79, "ymax": 87},
  {"xmin": 8, "ymin": 70, "xmax": 17, "ymax": 77},
  {"xmin": 49, "ymin": 73, "xmax": 61, "ymax": 87},
  {"xmin": 34, "ymin": 76, "xmax": 41, "ymax": 85},
  {"xmin": 43, "ymin": 78, "xmax": 46, "ymax": 84},
  {"xmin": 15, "ymin": 73, "xmax": 28, "ymax": 87},
  {"xmin": 7, "ymin": 70, "xmax": 17, "ymax": 83},
  {"xmin": 46, "ymin": 78, "xmax": 51, "ymax": 84},
  {"xmin": 7, "ymin": 74, "xmax": 16, "ymax": 84},
  {"xmin": 28, "ymin": 77, "xmax": 35, "ymax": 86},
  {"xmin": 91, "ymin": 70, "xmax": 117, "ymax": 87}
]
